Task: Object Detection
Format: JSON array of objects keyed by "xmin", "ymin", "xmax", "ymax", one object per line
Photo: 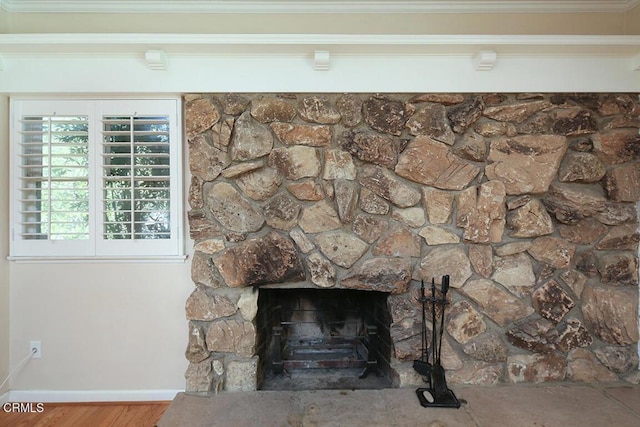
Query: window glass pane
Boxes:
[
  {"xmin": 19, "ymin": 115, "xmax": 90, "ymax": 240},
  {"xmin": 102, "ymin": 115, "xmax": 171, "ymax": 240}
]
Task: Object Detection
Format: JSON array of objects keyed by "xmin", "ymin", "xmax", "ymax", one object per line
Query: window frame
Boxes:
[{"xmin": 9, "ymin": 97, "xmax": 185, "ymax": 262}]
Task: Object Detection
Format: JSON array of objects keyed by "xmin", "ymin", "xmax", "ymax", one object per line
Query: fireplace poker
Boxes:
[
  {"xmin": 437, "ymin": 275, "xmax": 450, "ymax": 365},
  {"xmin": 412, "ymin": 280, "xmax": 431, "ymax": 379},
  {"xmin": 430, "ymin": 278, "xmax": 437, "ymax": 367}
]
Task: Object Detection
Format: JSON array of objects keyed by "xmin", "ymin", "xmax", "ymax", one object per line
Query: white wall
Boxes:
[
  {"xmin": 9, "ymin": 262, "xmax": 193, "ymax": 394},
  {"xmin": 0, "ymin": 96, "xmax": 10, "ymax": 397}
]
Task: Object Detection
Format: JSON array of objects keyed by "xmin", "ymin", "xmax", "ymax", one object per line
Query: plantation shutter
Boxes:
[
  {"xmin": 11, "ymin": 98, "xmax": 183, "ymax": 259},
  {"xmin": 95, "ymin": 99, "xmax": 181, "ymax": 257},
  {"xmin": 101, "ymin": 115, "xmax": 172, "ymax": 240},
  {"xmin": 18, "ymin": 114, "xmax": 91, "ymax": 241},
  {"xmin": 11, "ymin": 100, "xmax": 95, "ymax": 257}
]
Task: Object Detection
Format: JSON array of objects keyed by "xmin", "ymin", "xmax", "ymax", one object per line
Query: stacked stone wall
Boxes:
[{"xmin": 185, "ymin": 93, "xmax": 640, "ymax": 393}]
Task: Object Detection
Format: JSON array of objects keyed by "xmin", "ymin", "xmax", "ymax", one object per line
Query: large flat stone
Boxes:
[
  {"xmin": 446, "ymin": 300, "xmax": 486, "ymax": 344},
  {"xmin": 483, "ymin": 100, "xmax": 551, "ymax": 123},
  {"xmin": 532, "ymin": 279, "xmax": 575, "ymax": 324},
  {"xmin": 314, "ymin": 230, "xmax": 368, "ymax": 269},
  {"xmin": 268, "ymin": 146, "xmax": 321, "ymax": 180},
  {"xmin": 395, "ymin": 136, "xmax": 480, "ymax": 190},
  {"xmin": 298, "ymin": 95, "xmax": 341, "ymax": 124},
  {"xmin": 298, "ymin": 200, "xmax": 341, "ymax": 234},
  {"xmin": 406, "ymin": 102, "xmax": 455, "ymax": 145},
  {"xmin": 160, "ymin": 386, "xmax": 640, "ymax": 427},
  {"xmin": 358, "ymin": 165, "xmax": 421, "ymax": 208},
  {"xmin": 418, "ymin": 246, "xmax": 472, "ymax": 289},
  {"xmin": 456, "ymin": 180, "xmax": 506, "ymax": 243},
  {"xmin": 507, "ymin": 198, "xmax": 554, "ymax": 238},
  {"xmin": 491, "ymin": 253, "xmax": 536, "ymax": 298},
  {"xmin": 206, "ymin": 182, "xmax": 265, "ymax": 233},
  {"xmin": 205, "ymin": 320, "xmax": 256, "ymax": 357},
  {"xmin": 506, "ymin": 316, "xmax": 559, "ymax": 353},
  {"xmin": 582, "ymin": 285, "xmax": 639, "ymax": 345},
  {"xmin": 225, "ymin": 357, "xmax": 259, "ymax": 392},
  {"xmin": 362, "ymin": 95, "xmax": 407, "ymax": 136},
  {"xmin": 250, "ymin": 98, "xmax": 296, "ymax": 123},
  {"xmin": 567, "ymin": 348, "xmax": 619, "ymax": 383},
  {"xmin": 185, "ymin": 97, "xmax": 220, "ymax": 139},
  {"xmin": 596, "ymin": 251, "xmax": 639, "ymax": 284},
  {"xmin": 447, "ymin": 95, "xmax": 484, "ymax": 133},
  {"xmin": 543, "ymin": 182, "xmax": 607, "ymax": 225},
  {"xmin": 373, "ymin": 225, "xmax": 421, "ymax": 257},
  {"xmin": 527, "ymin": 236, "xmax": 576, "ymax": 269},
  {"xmin": 341, "ymin": 257, "xmax": 411, "ymax": 294},
  {"xmin": 506, "ymin": 353, "xmax": 566, "ymax": 383},
  {"xmin": 188, "ymin": 135, "xmax": 230, "ymax": 181},
  {"xmin": 603, "ymin": 162, "xmax": 640, "ymax": 202},
  {"xmin": 230, "ymin": 111, "xmax": 273, "ymax": 161},
  {"xmin": 235, "ymin": 167, "xmax": 282, "ymax": 201},
  {"xmin": 423, "ymin": 187, "xmax": 454, "ymax": 224},
  {"xmin": 463, "ymin": 279, "xmax": 534, "ymax": 327},
  {"xmin": 592, "ymin": 129, "xmax": 640, "ymax": 165},
  {"xmin": 270, "ymin": 122, "xmax": 332, "ymax": 146},
  {"xmin": 340, "ymin": 130, "xmax": 401, "ymax": 169},
  {"xmin": 213, "ymin": 231, "xmax": 305, "ymax": 287},
  {"xmin": 485, "ymin": 135, "xmax": 567, "ymax": 195},
  {"xmin": 185, "ymin": 288, "xmax": 237, "ymax": 321}
]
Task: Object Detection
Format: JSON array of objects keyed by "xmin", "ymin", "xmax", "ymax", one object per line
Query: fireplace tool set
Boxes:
[{"xmin": 412, "ymin": 275, "xmax": 461, "ymax": 408}]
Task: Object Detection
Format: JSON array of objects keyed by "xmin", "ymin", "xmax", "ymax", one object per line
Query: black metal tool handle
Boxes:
[
  {"xmin": 442, "ymin": 275, "xmax": 450, "ymax": 297},
  {"xmin": 437, "ymin": 275, "xmax": 450, "ymax": 364},
  {"xmin": 420, "ymin": 280, "xmax": 426, "ymax": 362},
  {"xmin": 430, "ymin": 278, "xmax": 437, "ymax": 366}
]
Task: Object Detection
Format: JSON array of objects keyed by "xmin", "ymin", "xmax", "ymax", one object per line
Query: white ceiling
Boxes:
[{"xmin": 2, "ymin": 0, "xmax": 640, "ymax": 14}]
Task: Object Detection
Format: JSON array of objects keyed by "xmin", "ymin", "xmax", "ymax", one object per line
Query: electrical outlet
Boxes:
[{"xmin": 30, "ymin": 341, "xmax": 41, "ymax": 359}]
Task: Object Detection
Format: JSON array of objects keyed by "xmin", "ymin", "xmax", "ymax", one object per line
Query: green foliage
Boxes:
[
  {"xmin": 102, "ymin": 116, "xmax": 171, "ymax": 240},
  {"xmin": 21, "ymin": 115, "xmax": 172, "ymax": 241}
]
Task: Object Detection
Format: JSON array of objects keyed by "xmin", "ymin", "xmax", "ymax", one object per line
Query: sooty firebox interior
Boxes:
[{"xmin": 256, "ymin": 288, "xmax": 392, "ymax": 390}]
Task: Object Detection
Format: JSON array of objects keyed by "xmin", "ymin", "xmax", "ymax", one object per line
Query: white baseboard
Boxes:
[
  {"xmin": 0, "ymin": 391, "xmax": 9, "ymax": 404},
  {"xmin": 4, "ymin": 389, "xmax": 182, "ymax": 403}
]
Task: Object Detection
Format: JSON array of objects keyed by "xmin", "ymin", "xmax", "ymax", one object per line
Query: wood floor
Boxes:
[{"xmin": 0, "ymin": 401, "xmax": 170, "ymax": 427}]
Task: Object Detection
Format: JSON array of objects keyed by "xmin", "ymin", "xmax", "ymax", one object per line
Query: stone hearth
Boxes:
[{"xmin": 185, "ymin": 93, "xmax": 639, "ymax": 394}]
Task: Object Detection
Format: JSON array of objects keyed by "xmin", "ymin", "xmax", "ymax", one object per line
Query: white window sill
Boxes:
[{"xmin": 7, "ymin": 255, "xmax": 189, "ymax": 264}]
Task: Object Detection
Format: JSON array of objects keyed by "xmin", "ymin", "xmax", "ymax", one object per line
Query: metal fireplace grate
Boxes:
[{"xmin": 257, "ymin": 288, "xmax": 392, "ymax": 390}]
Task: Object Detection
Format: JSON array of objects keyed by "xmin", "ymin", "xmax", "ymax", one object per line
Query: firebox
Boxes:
[{"xmin": 256, "ymin": 288, "xmax": 393, "ymax": 390}]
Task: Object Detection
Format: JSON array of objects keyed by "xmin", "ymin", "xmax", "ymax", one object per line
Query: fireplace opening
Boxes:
[{"xmin": 256, "ymin": 288, "xmax": 393, "ymax": 390}]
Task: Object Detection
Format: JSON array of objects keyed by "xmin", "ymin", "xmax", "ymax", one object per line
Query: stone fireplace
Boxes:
[{"xmin": 184, "ymin": 93, "xmax": 639, "ymax": 394}]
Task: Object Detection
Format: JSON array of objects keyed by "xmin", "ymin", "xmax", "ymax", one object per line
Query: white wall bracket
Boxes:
[
  {"xmin": 313, "ymin": 50, "xmax": 330, "ymax": 71},
  {"xmin": 145, "ymin": 49, "xmax": 168, "ymax": 71},
  {"xmin": 473, "ymin": 50, "xmax": 497, "ymax": 71}
]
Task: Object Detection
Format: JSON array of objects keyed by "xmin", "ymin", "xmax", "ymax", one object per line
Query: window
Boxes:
[{"xmin": 10, "ymin": 98, "xmax": 183, "ymax": 260}]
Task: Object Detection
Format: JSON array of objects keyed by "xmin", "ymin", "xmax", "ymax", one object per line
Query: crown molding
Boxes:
[
  {"xmin": 2, "ymin": 0, "xmax": 640, "ymax": 14},
  {"xmin": 2, "ymin": 33, "xmax": 640, "ymax": 56}
]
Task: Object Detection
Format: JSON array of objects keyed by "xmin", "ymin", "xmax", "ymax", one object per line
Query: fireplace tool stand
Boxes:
[{"xmin": 412, "ymin": 275, "xmax": 461, "ymax": 409}]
